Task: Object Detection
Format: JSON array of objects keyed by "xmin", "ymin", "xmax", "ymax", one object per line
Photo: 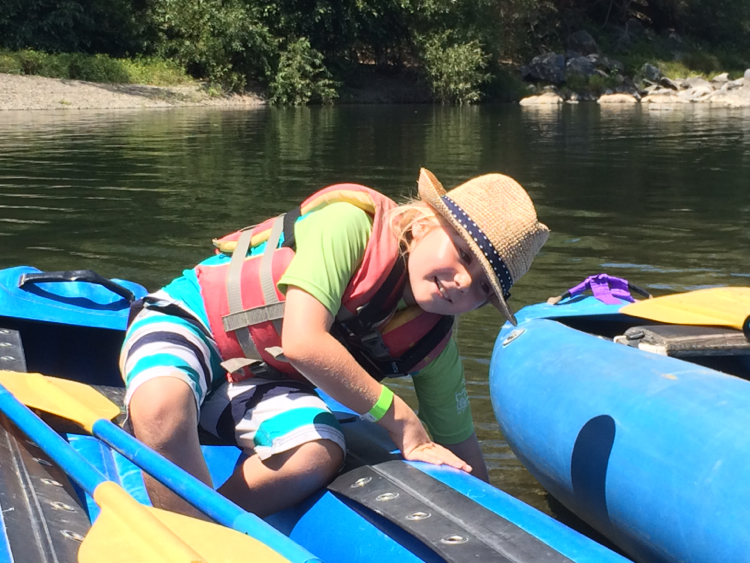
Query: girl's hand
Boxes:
[{"xmin": 383, "ymin": 395, "xmax": 473, "ymax": 473}]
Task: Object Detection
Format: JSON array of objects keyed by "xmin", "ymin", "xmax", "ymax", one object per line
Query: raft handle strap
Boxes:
[{"xmin": 19, "ymin": 269, "xmax": 136, "ymax": 303}]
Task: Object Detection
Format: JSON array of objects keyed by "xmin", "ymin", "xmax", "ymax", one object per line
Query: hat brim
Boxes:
[{"xmin": 417, "ymin": 168, "xmax": 518, "ymax": 326}]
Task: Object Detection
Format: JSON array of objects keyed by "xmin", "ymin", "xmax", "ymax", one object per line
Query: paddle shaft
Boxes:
[{"xmin": 91, "ymin": 418, "xmax": 319, "ymax": 563}]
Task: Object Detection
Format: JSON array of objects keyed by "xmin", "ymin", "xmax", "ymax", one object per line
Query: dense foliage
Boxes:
[{"xmin": 0, "ymin": 0, "xmax": 748, "ymax": 103}]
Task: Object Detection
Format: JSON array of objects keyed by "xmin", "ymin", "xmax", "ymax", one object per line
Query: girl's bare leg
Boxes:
[
  {"xmin": 128, "ymin": 376, "xmax": 212, "ymax": 519},
  {"xmin": 218, "ymin": 439, "xmax": 344, "ymax": 517}
]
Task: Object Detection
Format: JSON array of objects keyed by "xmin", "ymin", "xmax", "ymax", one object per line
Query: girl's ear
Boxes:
[{"xmin": 410, "ymin": 218, "xmax": 429, "ymax": 242}]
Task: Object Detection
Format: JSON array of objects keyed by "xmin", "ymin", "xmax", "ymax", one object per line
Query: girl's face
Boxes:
[{"xmin": 405, "ymin": 217, "xmax": 493, "ymax": 315}]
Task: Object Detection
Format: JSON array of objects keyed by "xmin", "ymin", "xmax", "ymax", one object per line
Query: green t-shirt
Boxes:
[{"xmin": 278, "ymin": 202, "xmax": 474, "ymax": 445}]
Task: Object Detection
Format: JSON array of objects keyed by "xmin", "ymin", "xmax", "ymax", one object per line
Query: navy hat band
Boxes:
[{"xmin": 441, "ymin": 196, "xmax": 513, "ymax": 299}]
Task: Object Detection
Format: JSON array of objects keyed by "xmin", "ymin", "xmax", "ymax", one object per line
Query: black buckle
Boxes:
[{"xmin": 359, "ymin": 330, "xmax": 391, "ymax": 361}]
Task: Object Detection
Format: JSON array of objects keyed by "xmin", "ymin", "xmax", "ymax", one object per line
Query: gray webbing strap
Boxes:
[
  {"xmin": 224, "ymin": 228, "xmax": 262, "ymax": 361},
  {"xmin": 260, "ymin": 216, "xmax": 286, "ymax": 336},
  {"xmin": 221, "ymin": 357, "xmax": 257, "ymax": 375},
  {"xmin": 223, "ymin": 302, "xmax": 285, "ymax": 332}
]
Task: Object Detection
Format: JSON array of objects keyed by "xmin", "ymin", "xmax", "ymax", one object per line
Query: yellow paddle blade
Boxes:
[
  {"xmin": 620, "ymin": 287, "xmax": 750, "ymax": 330},
  {"xmin": 0, "ymin": 371, "xmax": 119, "ymax": 432},
  {"xmin": 81, "ymin": 482, "xmax": 289, "ymax": 563}
]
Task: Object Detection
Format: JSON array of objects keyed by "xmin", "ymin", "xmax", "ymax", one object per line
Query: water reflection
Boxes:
[{"xmin": 1, "ymin": 104, "xmax": 749, "ymax": 520}]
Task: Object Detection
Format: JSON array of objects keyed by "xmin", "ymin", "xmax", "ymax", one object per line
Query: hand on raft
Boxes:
[{"xmin": 382, "ymin": 394, "xmax": 473, "ymax": 473}]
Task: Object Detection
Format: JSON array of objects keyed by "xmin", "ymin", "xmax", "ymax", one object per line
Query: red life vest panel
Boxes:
[{"xmin": 195, "ymin": 184, "xmax": 453, "ymax": 384}]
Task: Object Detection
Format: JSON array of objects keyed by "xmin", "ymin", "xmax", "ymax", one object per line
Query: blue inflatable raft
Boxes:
[
  {"xmin": 0, "ymin": 266, "xmax": 629, "ymax": 563},
  {"xmin": 490, "ymin": 283, "xmax": 750, "ymax": 563}
]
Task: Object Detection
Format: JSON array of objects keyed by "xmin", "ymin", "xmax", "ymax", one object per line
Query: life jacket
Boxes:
[{"xmin": 195, "ymin": 184, "xmax": 453, "ymax": 385}]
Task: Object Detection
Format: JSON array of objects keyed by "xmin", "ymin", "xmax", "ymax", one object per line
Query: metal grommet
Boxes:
[
  {"xmin": 49, "ymin": 501, "xmax": 75, "ymax": 511},
  {"xmin": 375, "ymin": 492, "xmax": 399, "ymax": 502},
  {"xmin": 440, "ymin": 535, "xmax": 469, "ymax": 545},
  {"xmin": 502, "ymin": 328, "xmax": 525, "ymax": 347},
  {"xmin": 350, "ymin": 477, "xmax": 372, "ymax": 488},
  {"xmin": 61, "ymin": 530, "xmax": 85, "ymax": 542},
  {"xmin": 406, "ymin": 511, "xmax": 431, "ymax": 521},
  {"xmin": 33, "ymin": 458, "xmax": 52, "ymax": 466},
  {"xmin": 41, "ymin": 478, "xmax": 63, "ymax": 487}
]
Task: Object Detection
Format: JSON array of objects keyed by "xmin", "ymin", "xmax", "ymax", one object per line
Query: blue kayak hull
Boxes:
[
  {"xmin": 0, "ymin": 266, "xmax": 629, "ymax": 563},
  {"xmin": 490, "ymin": 299, "xmax": 750, "ymax": 563}
]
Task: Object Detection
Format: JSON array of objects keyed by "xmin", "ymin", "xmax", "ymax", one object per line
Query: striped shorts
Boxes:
[{"xmin": 120, "ymin": 306, "xmax": 345, "ymax": 460}]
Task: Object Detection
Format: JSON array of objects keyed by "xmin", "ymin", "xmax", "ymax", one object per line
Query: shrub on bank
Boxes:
[
  {"xmin": 417, "ymin": 33, "xmax": 490, "ymax": 105},
  {"xmin": 269, "ymin": 39, "xmax": 339, "ymax": 105},
  {"xmin": 0, "ymin": 49, "xmax": 192, "ymax": 86}
]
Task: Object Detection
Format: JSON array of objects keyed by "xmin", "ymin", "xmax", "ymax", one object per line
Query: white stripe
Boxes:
[
  {"xmin": 125, "ymin": 317, "xmax": 210, "ymax": 353},
  {"xmin": 124, "ymin": 369, "xmax": 202, "ymax": 410}
]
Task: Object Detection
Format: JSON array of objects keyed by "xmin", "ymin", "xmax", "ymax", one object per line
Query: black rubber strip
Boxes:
[{"xmin": 330, "ymin": 422, "xmax": 574, "ymax": 563}]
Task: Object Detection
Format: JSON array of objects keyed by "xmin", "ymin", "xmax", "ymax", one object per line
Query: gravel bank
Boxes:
[{"xmin": 0, "ymin": 73, "xmax": 265, "ymax": 111}]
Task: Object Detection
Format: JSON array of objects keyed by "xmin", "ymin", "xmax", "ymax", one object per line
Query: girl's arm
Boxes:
[
  {"xmin": 442, "ymin": 433, "xmax": 489, "ymax": 483},
  {"xmin": 282, "ymin": 285, "xmax": 472, "ymax": 472}
]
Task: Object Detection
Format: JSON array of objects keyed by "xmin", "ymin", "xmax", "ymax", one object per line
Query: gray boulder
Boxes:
[
  {"xmin": 566, "ymin": 56, "xmax": 597, "ymax": 77},
  {"xmin": 745, "ymin": 69, "xmax": 750, "ymax": 90},
  {"xmin": 521, "ymin": 53, "xmax": 565, "ymax": 85},
  {"xmin": 567, "ymin": 30, "xmax": 599, "ymax": 55},
  {"xmin": 641, "ymin": 64, "xmax": 663, "ymax": 82}
]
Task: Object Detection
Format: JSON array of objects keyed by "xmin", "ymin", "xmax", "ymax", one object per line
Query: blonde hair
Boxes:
[{"xmin": 387, "ymin": 198, "xmax": 440, "ymax": 253}]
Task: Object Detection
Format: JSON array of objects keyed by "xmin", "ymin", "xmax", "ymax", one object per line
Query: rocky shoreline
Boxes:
[
  {"xmin": 517, "ymin": 29, "xmax": 750, "ymax": 108},
  {"xmin": 520, "ymin": 68, "xmax": 750, "ymax": 108},
  {"xmin": 0, "ymin": 73, "xmax": 265, "ymax": 111}
]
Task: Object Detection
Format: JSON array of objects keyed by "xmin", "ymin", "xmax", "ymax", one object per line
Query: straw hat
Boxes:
[{"xmin": 418, "ymin": 168, "xmax": 549, "ymax": 325}]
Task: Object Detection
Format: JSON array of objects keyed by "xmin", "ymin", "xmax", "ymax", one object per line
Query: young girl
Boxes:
[{"xmin": 120, "ymin": 168, "xmax": 549, "ymax": 518}]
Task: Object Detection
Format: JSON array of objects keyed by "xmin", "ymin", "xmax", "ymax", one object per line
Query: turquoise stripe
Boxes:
[
  {"xmin": 125, "ymin": 353, "xmax": 204, "ymax": 399},
  {"xmin": 162, "ymin": 269, "xmax": 211, "ymax": 328},
  {"xmin": 126, "ymin": 313, "xmax": 220, "ymax": 367},
  {"xmin": 254, "ymin": 408, "xmax": 341, "ymax": 448}
]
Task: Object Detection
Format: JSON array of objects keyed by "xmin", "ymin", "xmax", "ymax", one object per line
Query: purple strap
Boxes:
[{"xmin": 567, "ymin": 274, "xmax": 634, "ymax": 305}]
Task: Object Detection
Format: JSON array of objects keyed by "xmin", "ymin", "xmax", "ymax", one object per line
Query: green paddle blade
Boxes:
[
  {"xmin": 0, "ymin": 371, "xmax": 117, "ymax": 432},
  {"xmin": 621, "ymin": 287, "xmax": 750, "ymax": 330},
  {"xmin": 81, "ymin": 481, "xmax": 290, "ymax": 563}
]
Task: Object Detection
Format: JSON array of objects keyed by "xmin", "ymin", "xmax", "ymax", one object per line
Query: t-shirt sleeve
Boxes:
[
  {"xmin": 278, "ymin": 202, "xmax": 373, "ymax": 316},
  {"xmin": 411, "ymin": 338, "xmax": 474, "ymax": 444}
]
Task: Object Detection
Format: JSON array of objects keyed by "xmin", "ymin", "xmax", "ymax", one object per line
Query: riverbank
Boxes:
[{"xmin": 0, "ymin": 73, "xmax": 265, "ymax": 111}]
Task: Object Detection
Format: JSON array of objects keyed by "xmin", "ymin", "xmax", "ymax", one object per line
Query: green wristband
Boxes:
[{"xmin": 361, "ymin": 385, "xmax": 394, "ymax": 422}]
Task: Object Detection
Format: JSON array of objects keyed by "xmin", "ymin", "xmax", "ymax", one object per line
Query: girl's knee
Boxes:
[
  {"xmin": 128, "ymin": 376, "xmax": 198, "ymax": 442},
  {"xmin": 263, "ymin": 439, "xmax": 343, "ymax": 476}
]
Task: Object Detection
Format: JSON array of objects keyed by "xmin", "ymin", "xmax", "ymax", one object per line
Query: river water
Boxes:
[{"xmin": 1, "ymin": 103, "xmax": 749, "ymax": 536}]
